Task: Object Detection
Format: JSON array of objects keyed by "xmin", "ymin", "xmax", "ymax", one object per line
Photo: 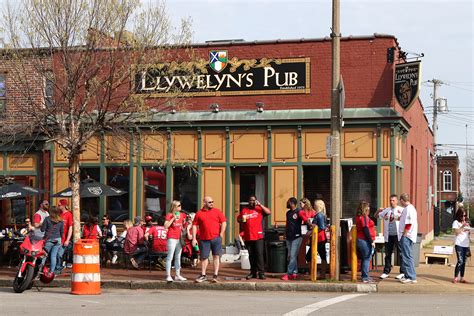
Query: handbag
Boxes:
[{"xmin": 466, "ymin": 248, "xmax": 472, "ymax": 258}]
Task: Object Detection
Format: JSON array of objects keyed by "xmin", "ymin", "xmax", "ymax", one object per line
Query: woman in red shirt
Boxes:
[
  {"xmin": 164, "ymin": 200, "xmax": 187, "ymax": 282},
  {"xmin": 355, "ymin": 201, "xmax": 376, "ymax": 283}
]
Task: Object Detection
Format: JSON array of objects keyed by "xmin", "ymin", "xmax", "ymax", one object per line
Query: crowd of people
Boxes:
[{"xmin": 19, "ymin": 191, "xmax": 470, "ymax": 284}]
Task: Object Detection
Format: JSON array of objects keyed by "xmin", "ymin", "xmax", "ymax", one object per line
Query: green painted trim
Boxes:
[
  {"xmin": 128, "ymin": 134, "xmax": 134, "ymax": 219},
  {"xmin": 197, "ymin": 129, "xmax": 202, "ymax": 208},
  {"xmin": 267, "ymin": 127, "xmax": 272, "ymax": 227},
  {"xmin": 49, "ymin": 144, "xmax": 54, "ymax": 202},
  {"xmin": 390, "ymin": 126, "xmax": 396, "ymax": 196},
  {"xmin": 2, "ymin": 152, "xmax": 7, "ymax": 172},
  {"xmin": 136, "ymin": 135, "xmax": 142, "ymax": 217},
  {"xmin": 0, "ymin": 170, "xmax": 38, "ymax": 176},
  {"xmin": 297, "ymin": 126, "xmax": 303, "ymax": 199},
  {"xmin": 376, "ymin": 126, "xmax": 382, "ymax": 234},
  {"xmin": 99, "ymin": 135, "xmax": 106, "ymax": 219},
  {"xmin": 225, "ymin": 128, "xmax": 231, "ymax": 243},
  {"xmin": 166, "ymin": 129, "xmax": 172, "ymax": 212},
  {"xmin": 340, "ymin": 162, "xmax": 379, "ymax": 166}
]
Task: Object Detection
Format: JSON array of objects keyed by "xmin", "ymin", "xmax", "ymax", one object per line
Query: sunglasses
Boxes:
[
  {"xmin": 177, "ymin": 204, "xmax": 181, "ymax": 207},
  {"xmin": 207, "ymin": 201, "xmax": 214, "ymax": 203}
]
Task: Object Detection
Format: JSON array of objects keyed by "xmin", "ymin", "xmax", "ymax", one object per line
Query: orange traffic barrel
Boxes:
[{"xmin": 71, "ymin": 239, "xmax": 101, "ymax": 295}]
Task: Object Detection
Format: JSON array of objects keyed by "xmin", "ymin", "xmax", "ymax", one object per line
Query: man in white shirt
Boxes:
[
  {"xmin": 375, "ymin": 194, "xmax": 404, "ymax": 280},
  {"xmin": 398, "ymin": 193, "xmax": 418, "ymax": 284}
]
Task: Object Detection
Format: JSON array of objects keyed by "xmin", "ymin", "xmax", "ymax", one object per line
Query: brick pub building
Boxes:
[{"xmin": 0, "ymin": 34, "xmax": 435, "ymax": 244}]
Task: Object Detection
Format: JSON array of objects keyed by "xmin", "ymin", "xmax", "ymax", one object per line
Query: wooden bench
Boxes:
[{"xmin": 424, "ymin": 246, "xmax": 453, "ymax": 265}]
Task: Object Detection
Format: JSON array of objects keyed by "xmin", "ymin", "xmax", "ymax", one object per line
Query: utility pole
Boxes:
[
  {"xmin": 428, "ymin": 79, "xmax": 442, "ymax": 232},
  {"xmin": 330, "ymin": 0, "xmax": 341, "ymax": 280},
  {"xmin": 466, "ymin": 124, "xmax": 470, "ymax": 217}
]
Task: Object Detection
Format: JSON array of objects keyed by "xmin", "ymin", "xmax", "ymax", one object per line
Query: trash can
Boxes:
[
  {"xmin": 413, "ymin": 233, "xmax": 423, "ymax": 267},
  {"xmin": 267, "ymin": 241, "xmax": 287, "ymax": 273}
]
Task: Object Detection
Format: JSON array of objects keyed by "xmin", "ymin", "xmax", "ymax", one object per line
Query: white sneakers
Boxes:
[
  {"xmin": 175, "ymin": 275, "xmax": 187, "ymax": 282},
  {"xmin": 379, "ymin": 273, "xmax": 389, "ymax": 279},
  {"xmin": 395, "ymin": 273, "xmax": 405, "ymax": 280},
  {"xmin": 167, "ymin": 275, "xmax": 187, "ymax": 282},
  {"xmin": 401, "ymin": 278, "xmax": 417, "ymax": 284}
]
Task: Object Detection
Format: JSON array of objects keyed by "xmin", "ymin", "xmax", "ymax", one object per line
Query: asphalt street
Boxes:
[{"xmin": 0, "ymin": 288, "xmax": 472, "ymax": 315}]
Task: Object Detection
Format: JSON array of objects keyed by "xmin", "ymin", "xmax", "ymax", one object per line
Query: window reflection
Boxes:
[
  {"xmin": 173, "ymin": 167, "xmax": 198, "ymax": 213},
  {"xmin": 107, "ymin": 167, "xmax": 129, "ymax": 222},
  {"xmin": 79, "ymin": 168, "xmax": 100, "ymax": 222},
  {"xmin": 143, "ymin": 167, "xmax": 166, "ymax": 219}
]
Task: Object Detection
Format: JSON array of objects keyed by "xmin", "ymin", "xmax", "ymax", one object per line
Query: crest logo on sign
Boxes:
[
  {"xmin": 88, "ymin": 187, "xmax": 103, "ymax": 196},
  {"xmin": 209, "ymin": 50, "xmax": 228, "ymax": 73},
  {"xmin": 394, "ymin": 61, "xmax": 421, "ymax": 111}
]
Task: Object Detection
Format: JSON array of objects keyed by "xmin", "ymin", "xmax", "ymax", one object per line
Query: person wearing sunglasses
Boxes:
[
  {"xmin": 164, "ymin": 200, "xmax": 187, "ymax": 282},
  {"xmin": 452, "ymin": 207, "xmax": 471, "ymax": 284},
  {"xmin": 192, "ymin": 196, "xmax": 227, "ymax": 283}
]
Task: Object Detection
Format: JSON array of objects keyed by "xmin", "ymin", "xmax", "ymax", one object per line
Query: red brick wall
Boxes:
[
  {"xmin": 145, "ymin": 36, "xmax": 398, "ymax": 111},
  {"xmin": 0, "ymin": 56, "xmax": 50, "ymax": 127}
]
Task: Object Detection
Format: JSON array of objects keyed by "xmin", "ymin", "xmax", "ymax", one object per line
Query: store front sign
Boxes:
[
  {"xmin": 394, "ymin": 61, "xmax": 421, "ymax": 110},
  {"xmin": 134, "ymin": 54, "xmax": 310, "ymax": 97}
]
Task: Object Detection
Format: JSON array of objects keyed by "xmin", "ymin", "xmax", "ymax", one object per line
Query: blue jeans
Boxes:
[
  {"xmin": 44, "ymin": 238, "xmax": 62, "ymax": 273},
  {"xmin": 400, "ymin": 236, "xmax": 416, "ymax": 280},
  {"xmin": 357, "ymin": 239, "xmax": 372, "ymax": 280},
  {"xmin": 166, "ymin": 238, "xmax": 182, "ymax": 276},
  {"xmin": 454, "ymin": 245, "xmax": 468, "ymax": 278},
  {"xmin": 286, "ymin": 237, "xmax": 303, "ymax": 275}
]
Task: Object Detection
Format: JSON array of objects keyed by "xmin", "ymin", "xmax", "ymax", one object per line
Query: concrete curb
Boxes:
[{"xmin": 0, "ymin": 278, "xmax": 376, "ymax": 293}]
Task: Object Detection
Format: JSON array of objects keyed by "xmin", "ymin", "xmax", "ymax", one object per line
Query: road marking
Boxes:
[{"xmin": 283, "ymin": 294, "xmax": 367, "ymax": 316}]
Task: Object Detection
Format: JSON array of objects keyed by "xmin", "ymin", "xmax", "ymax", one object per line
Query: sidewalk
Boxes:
[{"xmin": 0, "ymin": 234, "xmax": 471, "ymax": 293}]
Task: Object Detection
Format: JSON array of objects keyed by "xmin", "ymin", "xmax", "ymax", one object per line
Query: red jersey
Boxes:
[
  {"xmin": 238, "ymin": 205, "xmax": 268, "ymax": 241},
  {"xmin": 149, "ymin": 225, "xmax": 167, "ymax": 253},
  {"xmin": 356, "ymin": 215, "xmax": 376, "ymax": 241},
  {"xmin": 193, "ymin": 207, "xmax": 226, "ymax": 241},
  {"xmin": 83, "ymin": 224, "xmax": 100, "ymax": 239},
  {"xmin": 60, "ymin": 210, "xmax": 73, "ymax": 243},
  {"xmin": 302, "ymin": 209, "xmax": 316, "ymax": 224},
  {"xmin": 165, "ymin": 212, "xmax": 187, "ymax": 239}
]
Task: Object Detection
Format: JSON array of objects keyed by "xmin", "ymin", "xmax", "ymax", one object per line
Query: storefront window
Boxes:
[
  {"xmin": 107, "ymin": 167, "xmax": 129, "ymax": 222},
  {"xmin": 342, "ymin": 166, "xmax": 377, "ymax": 219},
  {"xmin": 143, "ymin": 167, "xmax": 166, "ymax": 219},
  {"xmin": 173, "ymin": 167, "xmax": 198, "ymax": 214},
  {"xmin": 79, "ymin": 167, "xmax": 100, "ymax": 222},
  {"xmin": 0, "ymin": 176, "xmax": 36, "ymax": 227},
  {"xmin": 303, "ymin": 166, "xmax": 331, "ymax": 213}
]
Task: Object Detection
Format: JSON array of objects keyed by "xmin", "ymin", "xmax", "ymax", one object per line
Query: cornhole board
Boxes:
[{"xmin": 424, "ymin": 246, "xmax": 453, "ymax": 265}]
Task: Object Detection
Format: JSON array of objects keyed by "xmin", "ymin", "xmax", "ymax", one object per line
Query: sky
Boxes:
[{"xmin": 166, "ymin": 0, "xmax": 474, "ymax": 192}]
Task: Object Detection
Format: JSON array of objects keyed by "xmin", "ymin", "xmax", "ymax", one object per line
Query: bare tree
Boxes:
[
  {"xmin": 0, "ymin": 0, "xmax": 193, "ymax": 241},
  {"xmin": 463, "ymin": 153, "xmax": 474, "ymax": 215}
]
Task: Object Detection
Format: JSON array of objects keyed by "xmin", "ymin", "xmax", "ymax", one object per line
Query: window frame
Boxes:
[
  {"xmin": 443, "ymin": 170, "xmax": 453, "ymax": 192},
  {"xmin": 0, "ymin": 73, "xmax": 6, "ymax": 113}
]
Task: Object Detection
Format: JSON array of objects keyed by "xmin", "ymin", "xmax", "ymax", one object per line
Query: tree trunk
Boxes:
[{"xmin": 69, "ymin": 154, "xmax": 81, "ymax": 243}]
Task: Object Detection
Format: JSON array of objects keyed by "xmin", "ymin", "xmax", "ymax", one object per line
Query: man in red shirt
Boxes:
[
  {"xmin": 124, "ymin": 216, "xmax": 146, "ymax": 269},
  {"xmin": 192, "ymin": 196, "xmax": 227, "ymax": 283},
  {"xmin": 56, "ymin": 199, "xmax": 73, "ymax": 272},
  {"xmin": 238, "ymin": 195, "xmax": 271, "ymax": 280}
]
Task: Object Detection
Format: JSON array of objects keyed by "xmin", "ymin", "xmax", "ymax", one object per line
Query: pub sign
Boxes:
[
  {"xmin": 134, "ymin": 53, "xmax": 311, "ymax": 97},
  {"xmin": 394, "ymin": 61, "xmax": 421, "ymax": 110}
]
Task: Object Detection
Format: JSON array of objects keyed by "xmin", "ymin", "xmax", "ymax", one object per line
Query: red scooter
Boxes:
[{"xmin": 13, "ymin": 232, "xmax": 55, "ymax": 293}]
